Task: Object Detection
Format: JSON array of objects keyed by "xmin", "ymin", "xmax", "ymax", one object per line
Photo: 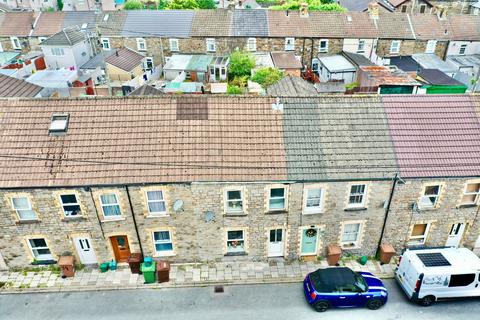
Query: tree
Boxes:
[
  {"xmin": 228, "ymin": 51, "xmax": 256, "ymax": 80},
  {"xmin": 251, "ymin": 67, "xmax": 284, "ymax": 88},
  {"xmin": 271, "ymin": 0, "xmax": 346, "ymax": 12},
  {"xmin": 57, "ymin": 0, "xmax": 64, "ymax": 11},
  {"xmin": 167, "ymin": 0, "xmax": 199, "ymax": 9},
  {"xmin": 124, "ymin": 0, "xmax": 144, "ymax": 9},
  {"xmin": 196, "ymin": 0, "xmax": 216, "ymax": 9}
]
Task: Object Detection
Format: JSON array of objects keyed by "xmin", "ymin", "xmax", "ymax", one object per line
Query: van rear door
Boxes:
[{"xmin": 396, "ymin": 252, "xmax": 420, "ymax": 298}]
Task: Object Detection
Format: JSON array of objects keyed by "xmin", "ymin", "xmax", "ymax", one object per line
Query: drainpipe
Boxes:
[
  {"xmin": 375, "ymin": 173, "xmax": 398, "ymax": 257},
  {"xmin": 125, "ymin": 185, "xmax": 144, "ymax": 257},
  {"xmin": 88, "ymin": 187, "xmax": 105, "ymax": 240}
]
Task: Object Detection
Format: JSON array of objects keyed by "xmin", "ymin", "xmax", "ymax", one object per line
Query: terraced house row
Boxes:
[
  {"xmin": 0, "ymin": 94, "xmax": 479, "ymax": 268},
  {"xmin": 1, "ymin": 6, "xmax": 480, "ymax": 69}
]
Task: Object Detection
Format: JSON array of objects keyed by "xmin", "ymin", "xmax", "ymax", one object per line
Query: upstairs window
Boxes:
[
  {"xmin": 206, "ymin": 38, "xmax": 216, "ymax": 52},
  {"xmin": 146, "ymin": 190, "xmax": 166, "ymax": 215},
  {"xmin": 419, "ymin": 185, "xmax": 441, "ymax": 209},
  {"xmin": 285, "ymin": 38, "xmax": 295, "ymax": 51},
  {"xmin": 459, "ymin": 44, "xmax": 467, "ymax": 55},
  {"xmin": 100, "ymin": 194, "xmax": 121, "ymax": 217},
  {"xmin": 51, "ymin": 48, "xmax": 65, "ymax": 56},
  {"xmin": 12, "ymin": 196, "xmax": 37, "ymax": 220},
  {"xmin": 347, "ymin": 184, "xmax": 367, "ymax": 208},
  {"xmin": 101, "ymin": 38, "xmax": 111, "ymax": 51},
  {"xmin": 303, "ymin": 187, "xmax": 324, "ymax": 214},
  {"xmin": 10, "ymin": 37, "xmax": 21, "ymax": 50},
  {"xmin": 461, "ymin": 183, "xmax": 480, "ymax": 206},
  {"xmin": 247, "ymin": 38, "xmax": 256, "ymax": 52},
  {"xmin": 319, "ymin": 39, "xmax": 329, "ymax": 53},
  {"xmin": 225, "ymin": 190, "xmax": 243, "ymax": 213},
  {"xmin": 60, "ymin": 194, "xmax": 81, "ymax": 217},
  {"xmin": 420, "ymin": 4, "xmax": 426, "ymax": 13},
  {"xmin": 136, "ymin": 38, "xmax": 146, "ymax": 52},
  {"xmin": 390, "ymin": 40, "xmax": 401, "ymax": 54},
  {"xmin": 268, "ymin": 187, "xmax": 287, "ymax": 211},
  {"xmin": 169, "ymin": 38, "xmax": 179, "ymax": 52},
  {"xmin": 357, "ymin": 39, "xmax": 365, "ymax": 53},
  {"xmin": 425, "ymin": 40, "xmax": 437, "ymax": 54}
]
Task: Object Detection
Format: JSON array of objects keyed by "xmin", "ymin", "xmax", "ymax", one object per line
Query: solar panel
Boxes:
[{"xmin": 417, "ymin": 253, "xmax": 451, "ymax": 267}]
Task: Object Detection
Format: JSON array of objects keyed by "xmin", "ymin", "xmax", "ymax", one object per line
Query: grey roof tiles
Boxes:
[
  {"xmin": 231, "ymin": 10, "xmax": 268, "ymax": 37},
  {"xmin": 122, "ymin": 10, "xmax": 194, "ymax": 38}
]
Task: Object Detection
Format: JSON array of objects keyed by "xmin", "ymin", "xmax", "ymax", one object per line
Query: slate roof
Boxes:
[
  {"xmin": 0, "ymin": 74, "xmax": 43, "ymax": 98},
  {"xmin": 231, "ymin": 10, "xmax": 268, "ymax": 37},
  {"xmin": 105, "ymin": 48, "xmax": 144, "ymax": 72},
  {"xmin": 342, "ymin": 51, "xmax": 375, "ymax": 67},
  {"xmin": 266, "ymin": 76, "xmax": 318, "ymax": 96},
  {"xmin": 129, "ymin": 84, "xmax": 163, "ymax": 96},
  {"xmin": 0, "ymin": 12, "xmax": 34, "ymax": 37},
  {"xmin": 0, "ymin": 96, "xmax": 287, "ymax": 187},
  {"xmin": 417, "ymin": 69, "xmax": 466, "ymax": 86},
  {"xmin": 283, "ymin": 96, "xmax": 397, "ymax": 180},
  {"xmin": 63, "ymin": 11, "xmax": 97, "ymax": 30},
  {"xmin": 271, "ymin": 52, "xmax": 302, "ymax": 70},
  {"xmin": 96, "ymin": 11, "xmax": 128, "ymax": 37},
  {"xmin": 338, "ymin": 0, "xmax": 395, "ymax": 11},
  {"xmin": 389, "ymin": 56, "xmax": 421, "ymax": 72},
  {"xmin": 41, "ymin": 27, "xmax": 86, "ymax": 47},
  {"xmin": 122, "ymin": 10, "xmax": 194, "ymax": 38},
  {"xmin": 383, "ymin": 95, "xmax": 480, "ymax": 178},
  {"xmin": 191, "ymin": 9, "xmax": 232, "ymax": 37}
]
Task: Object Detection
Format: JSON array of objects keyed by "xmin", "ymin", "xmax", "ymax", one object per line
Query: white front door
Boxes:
[
  {"xmin": 74, "ymin": 237, "xmax": 98, "ymax": 264},
  {"xmin": 268, "ymin": 228, "xmax": 285, "ymax": 257},
  {"xmin": 445, "ymin": 223, "xmax": 466, "ymax": 248}
]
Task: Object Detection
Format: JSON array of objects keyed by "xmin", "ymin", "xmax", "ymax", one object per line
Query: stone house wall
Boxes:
[{"xmin": 0, "ymin": 36, "xmax": 31, "ymax": 54}]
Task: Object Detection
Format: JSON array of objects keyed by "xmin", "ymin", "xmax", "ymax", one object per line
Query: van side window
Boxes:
[{"xmin": 448, "ymin": 274, "xmax": 475, "ymax": 287}]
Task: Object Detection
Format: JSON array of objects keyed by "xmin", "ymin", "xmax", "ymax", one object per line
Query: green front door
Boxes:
[{"xmin": 301, "ymin": 228, "xmax": 318, "ymax": 255}]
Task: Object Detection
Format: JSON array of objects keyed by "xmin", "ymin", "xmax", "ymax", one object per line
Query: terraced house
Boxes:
[{"xmin": 0, "ymin": 95, "xmax": 479, "ymax": 269}]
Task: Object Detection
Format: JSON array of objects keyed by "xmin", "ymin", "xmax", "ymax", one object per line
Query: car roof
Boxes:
[
  {"xmin": 404, "ymin": 248, "xmax": 480, "ymax": 274},
  {"xmin": 310, "ymin": 267, "xmax": 357, "ymax": 292}
]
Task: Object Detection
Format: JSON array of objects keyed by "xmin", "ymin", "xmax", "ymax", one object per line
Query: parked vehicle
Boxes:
[
  {"xmin": 395, "ymin": 247, "xmax": 480, "ymax": 306},
  {"xmin": 303, "ymin": 267, "xmax": 388, "ymax": 312}
]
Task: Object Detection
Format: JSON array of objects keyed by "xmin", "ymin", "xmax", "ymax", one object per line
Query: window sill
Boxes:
[
  {"xmin": 62, "ymin": 216, "xmax": 85, "ymax": 222},
  {"xmin": 225, "ymin": 212, "xmax": 247, "ymax": 217},
  {"xmin": 146, "ymin": 214, "xmax": 169, "ymax": 219},
  {"xmin": 102, "ymin": 217, "xmax": 125, "ymax": 222},
  {"xmin": 341, "ymin": 244, "xmax": 360, "ymax": 250},
  {"xmin": 153, "ymin": 252, "xmax": 175, "ymax": 257},
  {"xmin": 457, "ymin": 204, "xmax": 478, "ymax": 209},
  {"xmin": 266, "ymin": 210, "xmax": 288, "ymax": 215},
  {"xmin": 417, "ymin": 206, "xmax": 436, "ymax": 211},
  {"xmin": 344, "ymin": 207, "xmax": 367, "ymax": 212},
  {"xmin": 303, "ymin": 211, "xmax": 323, "ymax": 215},
  {"xmin": 225, "ymin": 252, "xmax": 247, "ymax": 257},
  {"xmin": 16, "ymin": 219, "xmax": 40, "ymax": 225}
]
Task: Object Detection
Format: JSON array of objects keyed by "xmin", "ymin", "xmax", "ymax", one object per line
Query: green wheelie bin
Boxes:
[{"xmin": 141, "ymin": 257, "xmax": 156, "ymax": 284}]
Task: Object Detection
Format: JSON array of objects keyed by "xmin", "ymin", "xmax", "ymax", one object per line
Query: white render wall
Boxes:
[{"xmin": 447, "ymin": 41, "xmax": 480, "ymax": 56}]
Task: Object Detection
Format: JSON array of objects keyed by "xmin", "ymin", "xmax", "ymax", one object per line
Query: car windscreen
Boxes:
[{"xmin": 354, "ymin": 272, "xmax": 368, "ymax": 292}]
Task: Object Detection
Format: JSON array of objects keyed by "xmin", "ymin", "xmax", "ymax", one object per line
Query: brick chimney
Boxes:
[
  {"xmin": 368, "ymin": 1, "xmax": 380, "ymax": 20},
  {"xmin": 299, "ymin": 2, "xmax": 309, "ymax": 18}
]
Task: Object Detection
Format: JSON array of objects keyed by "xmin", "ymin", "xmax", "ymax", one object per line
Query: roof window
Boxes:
[{"xmin": 49, "ymin": 113, "xmax": 69, "ymax": 135}]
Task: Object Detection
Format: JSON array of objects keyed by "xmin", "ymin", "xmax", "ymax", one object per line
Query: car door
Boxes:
[{"xmin": 334, "ymin": 286, "xmax": 359, "ymax": 307}]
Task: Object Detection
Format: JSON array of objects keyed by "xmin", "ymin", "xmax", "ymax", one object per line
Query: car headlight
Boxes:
[{"xmin": 380, "ymin": 290, "xmax": 387, "ymax": 297}]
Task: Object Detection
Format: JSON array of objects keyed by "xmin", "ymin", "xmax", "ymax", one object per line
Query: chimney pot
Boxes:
[{"xmin": 368, "ymin": 1, "xmax": 380, "ymax": 20}]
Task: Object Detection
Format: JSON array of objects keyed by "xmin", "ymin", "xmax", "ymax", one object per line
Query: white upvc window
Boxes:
[
  {"xmin": 247, "ymin": 38, "xmax": 256, "ymax": 51},
  {"xmin": 347, "ymin": 184, "xmax": 367, "ymax": 208},
  {"xmin": 144, "ymin": 57, "xmax": 154, "ymax": 70},
  {"xmin": 10, "ymin": 36, "xmax": 21, "ymax": 50},
  {"xmin": 357, "ymin": 39, "xmax": 365, "ymax": 53},
  {"xmin": 419, "ymin": 185, "xmax": 441, "ymax": 209},
  {"xmin": 51, "ymin": 48, "xmax": 64, "ymax": 56},
  {"xmin": 12, "ymin": 196, "xmax": 37, "ymax": 220},
  {"xmin": 146, "ymin": 190, "xmax": 166, "ymax": 215},
  {"xmin": 38, "ymin": 37, "xmax": 47, "ymax": 43},
  {"xmin": 152, "ymin": 231, "xmax": 174, "ymax": 255},
  {"xmin": 101, "ymin": 38, "xmax": 111, "ymax": 51},
  {"xmin": 169, "ymin": 38, "xmax": 179, "ymax": 52},
  {"xmin": 341, "ymin": 223, "xmax": 362, "ymax": 247},
  {"xmin": 461, "ymin": 183, "xmax": 480, "ymax": 206},
  {"xmin": 28, "ymin": 238, "xmax": 53, "ymax": 261},
  {"xmin": 408, "ymin": 223, "xmax": 430, "ymax": 245},
  {"xmin": 268, "ymin": 186, "xmax": 287, "ymax": 211},
  {"xmin": 390, "ymin": 40, "xmax": 401, "ymax": 54},
  {"xmin": 136, "ymin": 38, "xmax": 146, "ymax": 51},
  {"xmin": 319, "ymin": 39, "xmax": 329, "ymax": 53},
  {"xmin": 459, "ymin": 44, "xmax": 467, "ymax": 55},
  {"xmin": 227, "ymin": 230, "xmax": 245, "ymax": 254},
  {"xmin": 285, "ymin": 37, "xmax": 295, "ymax": 51},
  {"xmin": 225, "ymin": 189, "xmax": 243, "ymax": 213},
  {"xmin": 425, "ymin": 40, "xmax": 437, "ymax": 54},
  {"xmin": 59, "ymin": 194, "xmax": 81, "ymax": 217},
  {"xmin": 206, "ymin": 38, "xmax": 216, "ymax": 52},
  {"xmin": 99, "ymin": 193, "xmax": 121, "ymax": 217},
  {"xmin": 303, "ymin": 187, "xmax": 324, "ymax": 214}
]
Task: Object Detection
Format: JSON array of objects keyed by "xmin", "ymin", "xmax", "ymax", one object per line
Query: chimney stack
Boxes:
[
  {"xmin": 299, "ymin": 2, "xmax": 309, "ymax": 18},
  {"xmin": 368, "ymin": 1, "xmax": 380, "ymax": 20}
]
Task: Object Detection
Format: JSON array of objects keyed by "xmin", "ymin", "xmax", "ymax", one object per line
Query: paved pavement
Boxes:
[
  {"xmin": 0, "ymin": 259, "xmax": 395, "ymax": 293},
  {"xmin": 1, "ymin": 280, "xmax": 480, "ymax": 320}
]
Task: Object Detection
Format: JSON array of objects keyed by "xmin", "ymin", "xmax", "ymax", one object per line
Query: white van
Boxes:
[{"xmin": 395, "ymin": 247, "xmax": 480, "ymax": 306}]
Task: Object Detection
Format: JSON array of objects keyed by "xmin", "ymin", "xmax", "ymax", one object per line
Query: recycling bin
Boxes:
[
  {"xmin": 128, "ymin": 253, "xmax": 143, "ymax": 274},
  {"xmin": 141, "ymin": 258, "xmax": 156, "ymax": 284},
  {"xmin": 58, "ymin": 256, "xmax": 75, "ymax": 278},
  {"xmin": 156, "ymin": 260, "xmax": 170, "ymax": 283},
  {"xmin": 379, "ymin": 244, "xmax": 396, "ymax": 265},
  {"xmin": 100, "ymin": 262, "xmax": 109, "ymax": 273},
  {"xmin": 326, "ymin": 244, "xmax": 342, "ymax": 266}
]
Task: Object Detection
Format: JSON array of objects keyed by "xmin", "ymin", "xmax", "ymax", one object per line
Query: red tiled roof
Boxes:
[
  {"xmin": 0, "ymin": 12, "xmax": 35, "ymax": 37},
  {"xmin": 360, "ymin": 66, "xmax": 420, "ymax": 86},
  {"xmin": 105, "ymin": 48, "xmax": 145, "ymax": 72},
  {"xmin": 31, "ymin": 12, "xmax": 66, "ymax": 37},
  {"xmin": 271, "ymin": 52, "xmax": 302, "ymax": 69},
  {"xmin": 383, "ymin": 95, "xmax": 480, "ymax": 178}
]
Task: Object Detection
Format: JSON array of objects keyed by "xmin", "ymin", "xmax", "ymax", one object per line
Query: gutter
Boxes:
[
  {"xmin": 125, "ymin": 185, "xmax": 144, "ymax": 257},
  {"xmin": 376, "ymin": 173, "xmax": 398, "ymax": 257}
]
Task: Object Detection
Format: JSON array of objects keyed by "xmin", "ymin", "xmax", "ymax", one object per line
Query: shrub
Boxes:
[
  {"xmin": 251, "ymin": 67, "xmax": 284, "ymax": 88},
  {"xmin": 124, "ymin": 0, "xmax": 144, "ymax": 9},
  {"xmin": 230, "ymin": 76, "xmax": 249, "ymax": 88},
  {"xmin": 227, "ymin": 85, "xmax": 242, "ymax": 94},
  {"xmin": 228, "ymin": 51, "xmax": 256, "ymax": 80},
  {"xmin": 167, "ymin": 0, "xmax": 199, "ymax": 9}
]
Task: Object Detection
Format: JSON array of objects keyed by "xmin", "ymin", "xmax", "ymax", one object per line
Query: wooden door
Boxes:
[{"xmin": 110, "ymin": 236, "xmax": 130, "ymax": 263}]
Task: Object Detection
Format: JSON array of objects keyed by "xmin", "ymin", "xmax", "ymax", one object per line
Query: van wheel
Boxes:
[
  {"xmin": 367, "ymin": 298, "xmax": 384, "ymax": 310},
  {"xmin": 313, "ymin": 300, "xmax": 329, "ymax": 312},
  {"xmin": 419, "ymin": 295, "xmax": 435, "ymax": 307}
]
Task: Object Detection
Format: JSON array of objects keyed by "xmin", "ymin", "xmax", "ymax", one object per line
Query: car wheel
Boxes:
[
  {"xmin": 313, "ymin": 300, "xmax": 329, "ymax": 312},
  {"xmin": 366, "ymin": 298, "xmax": 384, "ymax": 310},
  {"xmin": 419, "ymin": 295, "xmax": 435, "ymax": 307}
]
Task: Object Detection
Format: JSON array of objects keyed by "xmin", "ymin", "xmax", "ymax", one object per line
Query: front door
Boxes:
[
  {"xmin": 74, "ymin": 237, "xmax": 98, "ymax": 265},
  {"xmin": 445, "ymin": 223, "xmax": 466, "ymax": 248},
  {"xmin": 301, "ymin": 227, "xmax": 318, "ymax": 256},
  {"xmin": 268, "ymin": 228, "xmax": 285, "ymax": 257},
  {"xmin": 110, "ymin": 235, "xmax": 131, "ymax": 263}
]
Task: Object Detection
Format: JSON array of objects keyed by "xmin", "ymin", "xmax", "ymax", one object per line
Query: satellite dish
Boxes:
[
  {"xmin": 205, "ymin": 211, "xmax": 215, "ymax": 223},
  {"xmin": 173, "ymin": 199, "xmax": 184, "ymax": 212}
]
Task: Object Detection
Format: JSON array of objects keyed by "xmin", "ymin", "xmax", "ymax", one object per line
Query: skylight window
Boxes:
[
  {"xmin": 103, "ymin": 14, "xmax": 110, "ymax": 22},
  {"xmin": 49, "ymin": 114, "xmax": 69, "ymax": 135},
  {"xmin": 81, "ymin": 23, "xmax": 88, "ymax": 29}
]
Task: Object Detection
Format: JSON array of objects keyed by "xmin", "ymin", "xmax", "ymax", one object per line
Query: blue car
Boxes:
[{"xmin": 303, "ymin": 267, "xmax": 388, "ymax": 312}]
